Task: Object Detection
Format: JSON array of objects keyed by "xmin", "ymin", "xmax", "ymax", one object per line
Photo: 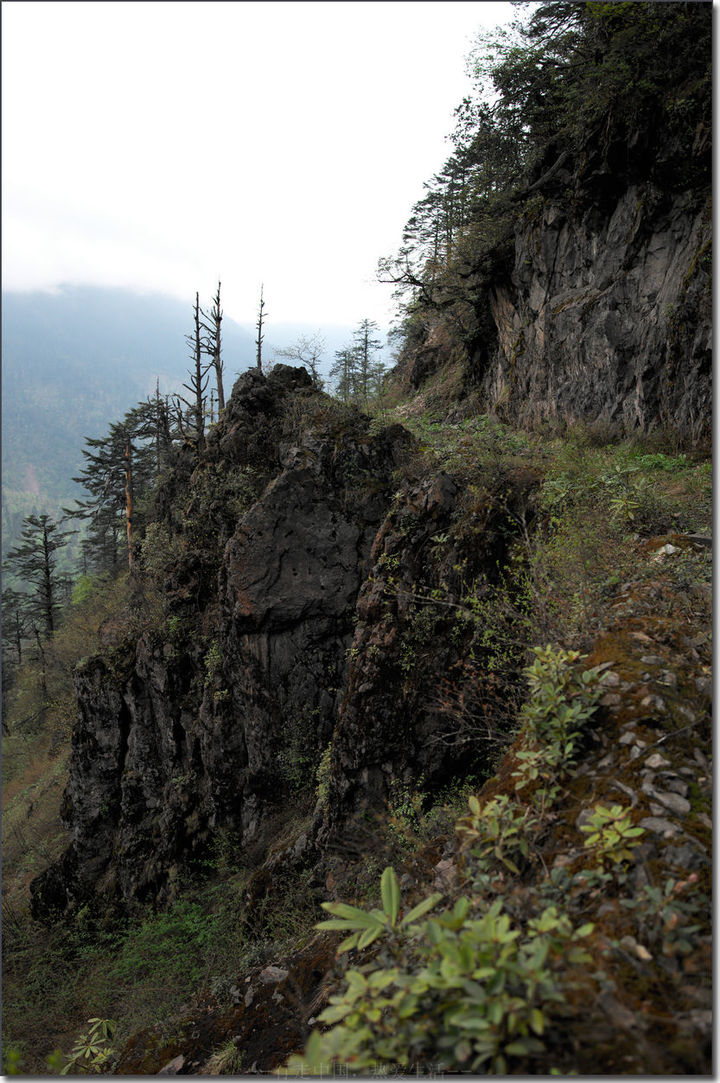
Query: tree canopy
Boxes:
[{"xmin": 380, "ymin": 1, "xmax": 711, "ymax": 331}]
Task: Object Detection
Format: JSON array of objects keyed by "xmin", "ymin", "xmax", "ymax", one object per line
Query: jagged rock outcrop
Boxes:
[
  {"xmin": 30, "ymin": 360, "xmax": 547, "ymax": 918},
  {"xmin": 316, "ymin": 465, "xmax": 540, "ymax": 846},
  {"xmin": 31, "ymin": 367, "xmax": 420, "ymax": 915},
  {"xmin": 398, "ymin": 134, "xmax": 710, "ymax": 442},
  {"xmin": 482, "ymin": 185, "xmax": 711, "ymax": 440}
]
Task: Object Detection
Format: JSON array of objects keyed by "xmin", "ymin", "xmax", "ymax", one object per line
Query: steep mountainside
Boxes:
[
  {"xmin": 394, "ymin": 3, "xmax": 711, "ymax": 444},
  {"xmin": 5, "ymin": 4, "xmax": 712, "ymax": 1076},
  {"xmin": 21, "ymin": 357, "xmax": 711, "ymax": 1075},
  {"xmin": 399, "ymin": 159, "xmax": 710, "ymax": 442},
  {"xmin": 31, "ymin": 368, "xmax": 412, "ymax": 912},
  {"xmin": 31, "ymin": 368, "xmax": 539, "ymax": 915},
  {"xmin": 480, "ymin": 175, "xmax": 711, "ymax": 439}
]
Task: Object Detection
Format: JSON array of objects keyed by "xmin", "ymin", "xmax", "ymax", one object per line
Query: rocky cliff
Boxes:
[
  {"xmin": 402, "ymin": 146, "xmax": 711, "ymax": 444},
  {"xmin": 482, "ymin": 182, "xmax": 711, "ymax": 440},
  {"xmin": 31, "ymin": 366, "xmax": 537, "ymax": 916}
]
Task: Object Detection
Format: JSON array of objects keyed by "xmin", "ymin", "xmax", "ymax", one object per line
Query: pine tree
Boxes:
[
  {"xmin": 133, "ymin": 383, "xmax": 174, "ymax": 480},
  {"xmin": 3, "ymin": 514, "xmax": 75, "ymax": 637},
  {"xmin": 66, "ymin": 400, "xmax": 173, "ymax": 575},
  {"xmin": 329, "ymin": 347, "xmax": 359, "ymax": 404},
  {"xmin": 352, "ymin": 319, "xmax": 384, "ymax": 405},
  {"xmin": 2, "ymin": 585, "xmax": 30, "ymax": 666}
]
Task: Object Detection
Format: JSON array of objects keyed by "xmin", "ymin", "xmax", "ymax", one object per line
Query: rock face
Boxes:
[
  {"xmin": 30, "ymin": 363, "xmax": 544, "ymax": 917},
  {"xmin": 316, "ymin": 465, "xmax": 540, "ymax": 846},
  {"xmin": 31, "ymin": 368, "xmax": 420, "ymax": 914},
  {"xmin": 482, "ymin": 185, "xmax": 711, "ymax": 440}
]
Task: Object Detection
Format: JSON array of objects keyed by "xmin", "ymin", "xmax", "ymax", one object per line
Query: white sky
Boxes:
[{"xmin": 2, "ymin": 1, "xmax": 515, "ymax": 327}]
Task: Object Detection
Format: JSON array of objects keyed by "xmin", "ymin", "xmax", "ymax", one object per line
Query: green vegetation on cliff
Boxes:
[
  {"xmin": 1, "ymin": 2, "xmax": 712, "ymax": 1076},
  {"xmin": 2, "ymin": 406, "xmax": 711, "ymax": 1074}
]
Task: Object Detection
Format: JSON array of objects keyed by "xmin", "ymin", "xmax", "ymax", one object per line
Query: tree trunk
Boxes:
[
  {"xmin": 256, "ymin": 284, "xmax": 266, "ymax": 370},
  {"xmin": 125, "ymin": 440, "xmax": 135, "ymax": 570}
]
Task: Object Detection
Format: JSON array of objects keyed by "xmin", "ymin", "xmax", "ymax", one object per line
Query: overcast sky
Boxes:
[{"xmin": 2, "ymin": 1, "xmax": 515, "ymax": 328}]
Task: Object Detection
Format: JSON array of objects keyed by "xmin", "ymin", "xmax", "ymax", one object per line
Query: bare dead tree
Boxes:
[
  {"xmin": 274, "ymin": 331, "xmax": 326, "ymax": 389},
  {"xmin": 200, "ymin": 280, "xmax": 225, "ymax": 412},
  {"xmin": 255, "ymin": 284, "xmax": 267, "ymax": 371},
  {"xmin": 177, "ymin": 292, "xmax": 209, "ymax": 453}
]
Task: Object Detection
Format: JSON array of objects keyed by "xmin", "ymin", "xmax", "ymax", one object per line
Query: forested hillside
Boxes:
[{"xmin": 2, "ymin": 3, "xmax": 711, "ymax": 1076}]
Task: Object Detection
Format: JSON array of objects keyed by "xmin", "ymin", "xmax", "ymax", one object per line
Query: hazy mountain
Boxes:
[{"xmin": 1, "ymin": 285, "xmax": 387, "ymax": 553}]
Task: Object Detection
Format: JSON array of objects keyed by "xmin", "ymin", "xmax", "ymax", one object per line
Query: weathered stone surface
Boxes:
[
  {"xmin": 483, "ymin": 186, "xmax": 711, "ymax": 441},
  {"xmin": 31, "ymin": 656, "xmax": 130, "ymax": 915},
  {"xmin": 316, "ymin": 465, "xmax": 540, "ymax": 843},
  {"xmin": 31, "ymin": 371, "xmax": 417, "ymax": 912}
]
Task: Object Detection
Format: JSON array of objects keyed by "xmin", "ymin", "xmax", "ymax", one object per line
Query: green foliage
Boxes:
[
  {"xmin": 60, "ymin": 1018, "xmax": 118, "ymax": 1075},
  {"xmin": 3, "ymin": 513, "xmax": 76, "ymax": 636},
  {"xmin": 329, "ymin": 319, "xmax": 387, "ymax": 405},
  {"xmin": 519, "ymin": 645, "xmax": 603, "ymax": 763},
  {"xmin": 454, "ymin": 647, "xmax": 603, "ymax": 880},
  {"xmin": 315, "ymin": 742, "xmax": 333, "ymax": 811},
  {"xmin": 522, "ymin": 435, "xmax": 712, "ymax": 647},
  {"xmin": 619, "ymin": 874, "xmax": 708, "ymax": 959},
  {"xmin": 460, "ymin": 792, "xmax": 536, "ymax": 876},
  {"xmin": 579, "ymin": 804, "xmax": 645, "ymax": 867},
  {"xmin": 632, "ymin": 451, "xmax": 688, "ymax": 472},
  {"xmin": 109, "ymin": 900, "xmax": 218, "ymax": 997},
  {"xmin": 400, "ymin": 413, "xmax": 530, "ymax": 479},
  {"xmin": 399, "ymin": 606, "xmax": 437, "ymax": 677},
  {"xmin": 140, "ymin": 521, "xmax": 185, "ymax": 582},
  {"xmin": 384, "ymin": 779, "xmax": 427, "ymax": 856},
  {"xmin": 70, "ymin": 574, "xmax": 99, "ymax": 606},
  {"xmin": 2, "ymin": 1043, "xmax": 25, "ymax": 1075},
  {"xmin": 316, "ymin": 866, "xmax": 442, "ymax": 953},
  {"xmin": 65, "ymin": 390, "xmax": 174, "ymax": 576},
  {"xmin": 384, "ymin": 0, "xmax": 709, "ymax": 391},
  {"xmin": 289, "ymin": 868, "xmax": 593, "ymax": 1075},
  {"xmin": 203, "ymin": 638, "xmax": 224, "ymax": 688}
]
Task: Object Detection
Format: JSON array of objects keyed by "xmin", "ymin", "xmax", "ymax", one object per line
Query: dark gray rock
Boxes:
[
  {"xmin": 316, "ymin": 465, "xmax": 540, "ymax": 844},
  {"xmin": 31, "ymin": 369, "xmax": 417, "ymax": 912},
  {"xmin": 482, "ymin": 186, "xmax": 711, "ymax": 441}
]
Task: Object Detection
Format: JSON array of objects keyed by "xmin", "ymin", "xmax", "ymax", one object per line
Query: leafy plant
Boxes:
[
  {"xmin": 579, "ymin": 804, "xmax": 645, "ymax": 867},
  {"xmin": 316, "ymin": 865, "xmax": 442, "ymax": 953},
  {"xmin": 288, "ymin": 868, "xmax": 594, "ymax": 1075},
  {"xmin": 60, "ymin": 1018, "xmax": 117, "ymax": 1075},
  {"xmin": 457, "ymin": 648, "xmax": 604, "ymax": 880},
  {"xmin": 519, "ymin": 645, "xmax": 603, "ymax": 760},
  {"xmin": 619, "ymin": 874, "xmax": 706, "ymax": 958},
  {"xmin": 633, "ymin": 451, "xmax": 688, "ymax": 472},
  {"xmin": 457, "ymin": 793, "xmax": 536, "ymax": 876}
]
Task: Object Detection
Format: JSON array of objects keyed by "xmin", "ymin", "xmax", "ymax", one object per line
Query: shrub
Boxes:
[
  {"xmin": 285, "ymin": 867, "xmax": 593, "ymax": 1075},
  {"xmin": 579, "ymin": 803, "xmax": 645, "ymax": 867},
  {"xmin": 60, "ymin": 1018, "xmax": 117, "ymax": 1075},
  {"xmin": 518, "ymin": 645, "xmax": 603, "ymax": 763}
]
